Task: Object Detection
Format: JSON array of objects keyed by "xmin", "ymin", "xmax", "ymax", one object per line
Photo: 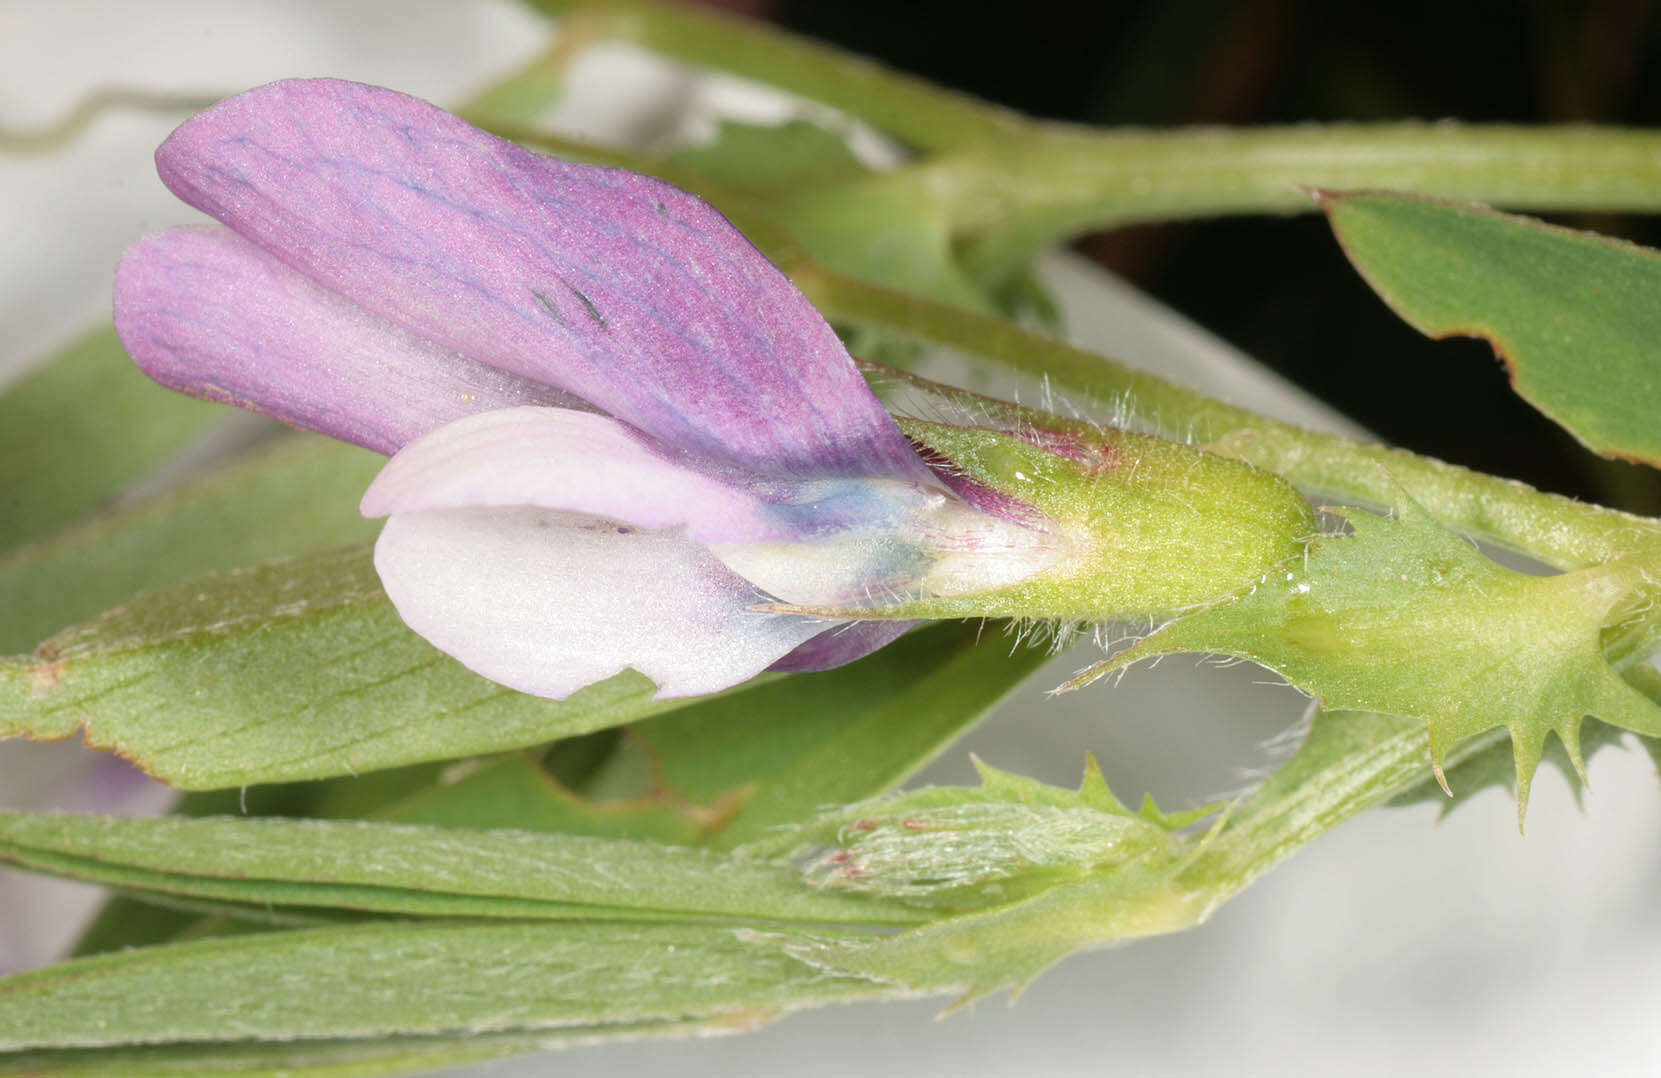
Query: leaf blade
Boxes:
[
  {"xmin": 0, "ymin": 812, "xmax": 921, "ymax": 925},
  {"xmin": 1321, "ymin": 190, "xmax": 1661, "ymax": 465},
  {"xmin": 0, "ymin": 434, "xmax": 381, "ymax": 654},
  {"xmin": 0, "ymin": 920, "xmax": 897, "ymax": 1051},
  {"xmin": 0, "ymin": 546, "xmax": 689, "ymax": 788}
]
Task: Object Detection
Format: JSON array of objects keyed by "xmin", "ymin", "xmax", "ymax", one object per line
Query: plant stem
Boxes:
[
  {"xmin": 518, "ymin": 3, "xmax": 1661, "ymax": 287},
  {"xmin": 932, "ymin": 124, "xmax": 1661, "ymax": 280},
  {"xmin": 1179, "ymin": 715, "xmax": 1503, "ymax": 910},
  {"xmin": 517, "ymin": 0, "xmax": 1018, "ymax": 151}
]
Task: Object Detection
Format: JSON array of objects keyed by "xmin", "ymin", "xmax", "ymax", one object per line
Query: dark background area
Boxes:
[{"xmin": 737, "ymin": 0, "xmax": 1661, "ymax": 511}]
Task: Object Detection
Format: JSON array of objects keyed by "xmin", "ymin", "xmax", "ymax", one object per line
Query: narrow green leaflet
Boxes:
[
  {"xmin": 0, "ymin": 434, "xmax": 380, "ymax": 653},
  {"xmin": 0, "ymin": 920, "xmax": 896, "ymax": 1052},
  {"xmin": 1065, "ymin": 498, "xmax": 1661, "ymax": 819},
  {"xmin": 0, "ymin": 813, "xmax": 921, "ymax": 925},
  {"xmin": 66, "ymin": 775, "xmax": 450, "ymax": 958},
  {"xmin": 1322, "ymin": 190, "xmax": 1661, "ymax": 466},
  {"xmin": 0, "ymin": 326, "xmax": 221, "ymax": 553},
  {"xmin": 0, "ymin": 546, "xmax": 687, "ymax": 788}
]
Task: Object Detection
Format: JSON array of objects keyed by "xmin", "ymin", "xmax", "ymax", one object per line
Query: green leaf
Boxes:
[
  {"xmin": 0, "ymin": 326, "xmax": 221, "ymax": 554},
  {"xmin": 0, "ymin": 920, "xmax": 894, "ymax": 1052},
  {"xmin": 60, "ymin": 625, "xmax": 1052, "ymax": 953},
  {"xmin": 0, "ymin": 545, "xmax": 690, "ymax": 788},
  {"xmin": 68, "ymin": 773, "xmax": 455, "ymax": 957},
  {"xmin": 1067, "ymin": 497, "xmax": 1661, "ymax": 821},
  {"xmin": 1321, "ymin": 190, "xmax": 1661, "ymax": 466},
  {"xmin": 0, "ymin": 813, "xmax": 920, "ymax": 925},
  {"xmin": 0, "ymin": 434, "xmax": 381, "ymax": 653}
]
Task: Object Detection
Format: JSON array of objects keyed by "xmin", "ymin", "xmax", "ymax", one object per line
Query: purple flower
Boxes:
[{"xmin": 114, "ymin": 80, "xmax": 1055, "ymax": 700}]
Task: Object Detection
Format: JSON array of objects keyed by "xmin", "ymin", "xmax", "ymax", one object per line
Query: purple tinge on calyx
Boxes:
[{"xmin": 141, "ymin": 77, "xmax": 931, "ymax": 484}]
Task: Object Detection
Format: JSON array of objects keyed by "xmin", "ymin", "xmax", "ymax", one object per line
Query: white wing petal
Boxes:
[{"xmin": 374, "ymin": 506, "xmax": 833, "ymax": 700}]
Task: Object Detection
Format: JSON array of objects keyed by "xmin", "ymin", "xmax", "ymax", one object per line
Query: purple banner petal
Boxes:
[
  {"xmin": 154, "ymin": 78, "xmax": 931, "ymax": 483},
  {"xmin": 115, "ymin": 227, "xmax": 580, "ymax": 454}
]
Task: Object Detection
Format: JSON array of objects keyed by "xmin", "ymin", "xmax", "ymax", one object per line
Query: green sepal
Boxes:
[{"xmin": 782, "ymin": 413, "xmax": 1314, "ymax": 621}]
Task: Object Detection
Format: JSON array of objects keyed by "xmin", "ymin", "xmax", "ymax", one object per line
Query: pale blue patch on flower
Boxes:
[{"xmin": 114, "ymin": 78, "xmax": 1055, "ymax": 700}]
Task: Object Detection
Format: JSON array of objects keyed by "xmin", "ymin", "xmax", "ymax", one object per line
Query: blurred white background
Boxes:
[{"xmin": 1, "ymin": 2, "xmax": 1658, "ymax": 1074}]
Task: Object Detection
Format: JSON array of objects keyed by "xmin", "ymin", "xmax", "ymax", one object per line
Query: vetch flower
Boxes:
[
  {"xmin": 114, "ymin": 80, "xmax": 1318, "ymax": 704},
  {"xmin": 112, "ymin": 79, "xmax": 1063, "ymax": 700}
]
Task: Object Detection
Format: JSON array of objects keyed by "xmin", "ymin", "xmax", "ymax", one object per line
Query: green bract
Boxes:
[{"xmin": 1069, "ymin": 496, "xmax": 1661, "ymax": 821}]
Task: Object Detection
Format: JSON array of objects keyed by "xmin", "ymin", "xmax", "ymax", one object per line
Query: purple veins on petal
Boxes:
[
  {"xmin": 114, "ymin": 227, "xmax": 582, "ymax": 455},
  {"xmin": 150, "ymin": 77, "xmax": 932, "ymax": 483}
]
